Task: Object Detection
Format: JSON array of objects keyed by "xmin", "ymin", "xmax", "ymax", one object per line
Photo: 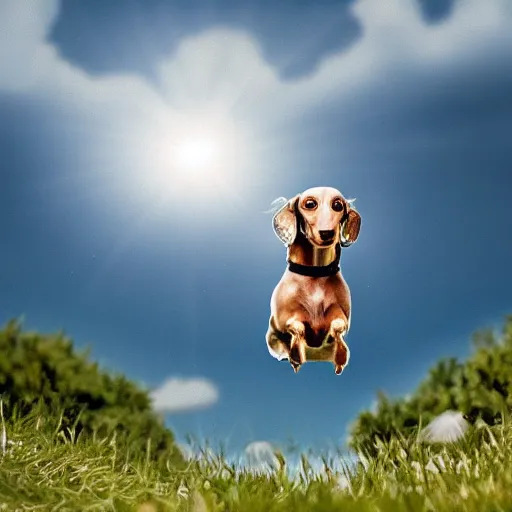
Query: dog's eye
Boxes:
[
  {"xmin": 304, "ymin": 198, "xmax": 317, "ymax": 210},
  {"xmin": 332, "ymin": 199, "xmax": 344, "ymax": 212}
]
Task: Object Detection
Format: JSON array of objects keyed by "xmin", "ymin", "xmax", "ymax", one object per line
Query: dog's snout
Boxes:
[{"xmin": 319, "ymin": 230, "xmax": 335, "ymax": 241}]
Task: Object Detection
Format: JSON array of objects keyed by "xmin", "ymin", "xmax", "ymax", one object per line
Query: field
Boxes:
[{"xmin": 1, "ymin": 408, "xmax": 511, "ymax": 512}]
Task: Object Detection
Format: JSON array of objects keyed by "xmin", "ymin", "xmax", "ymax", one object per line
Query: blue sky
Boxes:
[{"xmin": 1, "ymin": 0, "xmax": 512, "ymax": 461}]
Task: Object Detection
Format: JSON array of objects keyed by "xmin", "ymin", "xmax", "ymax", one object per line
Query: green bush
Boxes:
[
  {"xmin": 0, "ymin": 319, "xmax": 184, "ymax": 469},
  {"xmin": 349, "ymin": 314, "xmax": 512, "ymax": 455}
]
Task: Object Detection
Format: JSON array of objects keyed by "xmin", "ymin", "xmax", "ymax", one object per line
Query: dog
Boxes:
[{"xmin": 266, "ymin": 186, "xmax": 361, "ymax": 374}]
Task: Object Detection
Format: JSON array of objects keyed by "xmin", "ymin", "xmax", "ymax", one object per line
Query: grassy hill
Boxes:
[
  {"xmin": 1, "ymin": 406, "xmax": 512, "ymax": 511},
  {"xmin": 2, "ymin": 316, "xmax": 512, "ymax": 510}
]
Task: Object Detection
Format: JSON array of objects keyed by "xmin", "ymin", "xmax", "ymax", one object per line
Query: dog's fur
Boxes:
[{"xmin": 266, "ymin": 186, "xmax": 361, "ymax": 374}]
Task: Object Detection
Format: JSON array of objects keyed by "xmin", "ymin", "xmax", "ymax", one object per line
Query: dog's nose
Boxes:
[{"xmin": 319, "ymin": 230, "xmax": 335, "ymax": 241}]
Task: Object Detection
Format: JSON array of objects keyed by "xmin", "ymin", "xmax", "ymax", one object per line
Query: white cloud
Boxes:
[
  {"xmin": 150, "ymin": 377, "xmax": 219, "ymax": 413},
  {"xmin": 1, "ymin": 0, "xmax": 511, "ymax": 210},
  {"xmin": 156, "ymin": 29, "xmax": 281, "ymax": 116},
  {"xmin": 2, "ymin": 0, "xmax": 511, "ymax": 111},
  {"xmin": 0, "ymin": 0, "xmax": 59, "ymax": 92},
  {"xmin": 243, "ymin": 441, "xmax": 280, "ymax": 472}
]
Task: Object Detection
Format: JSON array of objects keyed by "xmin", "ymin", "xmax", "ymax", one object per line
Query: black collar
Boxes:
[
  {"xmin": 287, "ymin": 244, "xmax": 341, "ymax": 278},
  {"xmin": 287, "ymin": 259, "xmax": 340, "ymax": 277}
]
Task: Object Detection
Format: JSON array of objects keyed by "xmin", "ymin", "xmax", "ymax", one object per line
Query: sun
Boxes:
[
  {"xmin": 173, "ymin": 132, "xmax": 223, "ymax": 175},
  {"xmin": 139, "ymin": 109, "xmax": 254, "ymax": 217},
  {"xmin": 150, "ymin": 112, "xmax": 245, "ymax": 195}
]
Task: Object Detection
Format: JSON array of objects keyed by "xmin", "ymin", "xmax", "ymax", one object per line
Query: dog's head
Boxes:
[{"xmin": 272, "ymin": 186, "xmax": 361, "ymax": 248}]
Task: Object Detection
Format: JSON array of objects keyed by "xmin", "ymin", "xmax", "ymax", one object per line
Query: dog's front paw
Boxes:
[
  {"xmin": 329, "ymin": 318, "xmax": 348, "ymax": 337},
  {"xmin": 289, "ymin": 341, "xmax": 305, "ymax": 373},
  {"xmin": 290, "ymin": 359, "xmax": 302, "ymax": 373},
  {"xmin": 333, "ymin": 339, "xmax": 350, "ymax": 375}
]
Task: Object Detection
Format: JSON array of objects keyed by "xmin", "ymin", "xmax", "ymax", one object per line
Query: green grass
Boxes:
[{"xmin": 1, "ymin": 411, "xmax": 512, "ymax": 511}]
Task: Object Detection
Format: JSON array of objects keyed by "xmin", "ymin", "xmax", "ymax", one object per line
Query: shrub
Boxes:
[{"xmin": 0, "ymin": 319, "xmax": 184, "ymax": 469}]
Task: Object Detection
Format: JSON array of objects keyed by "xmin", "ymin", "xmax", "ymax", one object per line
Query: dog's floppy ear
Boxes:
[
  {"xmin": 340, "ymin": 199, "xmax": 361, "ymax": 248},
  {"xmin": 272, "ymin": 194, "xmax": 300, "ymax": 247}
]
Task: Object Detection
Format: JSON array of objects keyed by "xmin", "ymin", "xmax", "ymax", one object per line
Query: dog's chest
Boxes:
[
  {"xmin": 301, "ymin": 287, "xmax": 332, "ymax": 348},
  {"xmin": 301, "ymin": 286, "xmax": 329, "ymax": 324}
]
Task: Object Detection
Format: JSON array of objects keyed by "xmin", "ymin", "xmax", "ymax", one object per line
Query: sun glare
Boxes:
[
  {"xmin": 138, "ymin": 108, "xmax": 256, "ymax": 218},
  {"xmin": 149, "ymin": 111, "xmax": 247, "ymax": 197},
  {"xmin": 173, "ymin": 133, "xmax": 221, "ymax": 174}
]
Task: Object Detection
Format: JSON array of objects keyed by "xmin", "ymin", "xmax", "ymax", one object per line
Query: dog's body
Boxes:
[{"xmin": 266, "ymin": 186, "xmax": 361, "ymax": 375}]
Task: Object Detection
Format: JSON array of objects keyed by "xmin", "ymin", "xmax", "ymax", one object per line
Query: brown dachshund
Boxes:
[{"xmin": 266, "ymin": 186, "xmax": 361, "ymax": 375}]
